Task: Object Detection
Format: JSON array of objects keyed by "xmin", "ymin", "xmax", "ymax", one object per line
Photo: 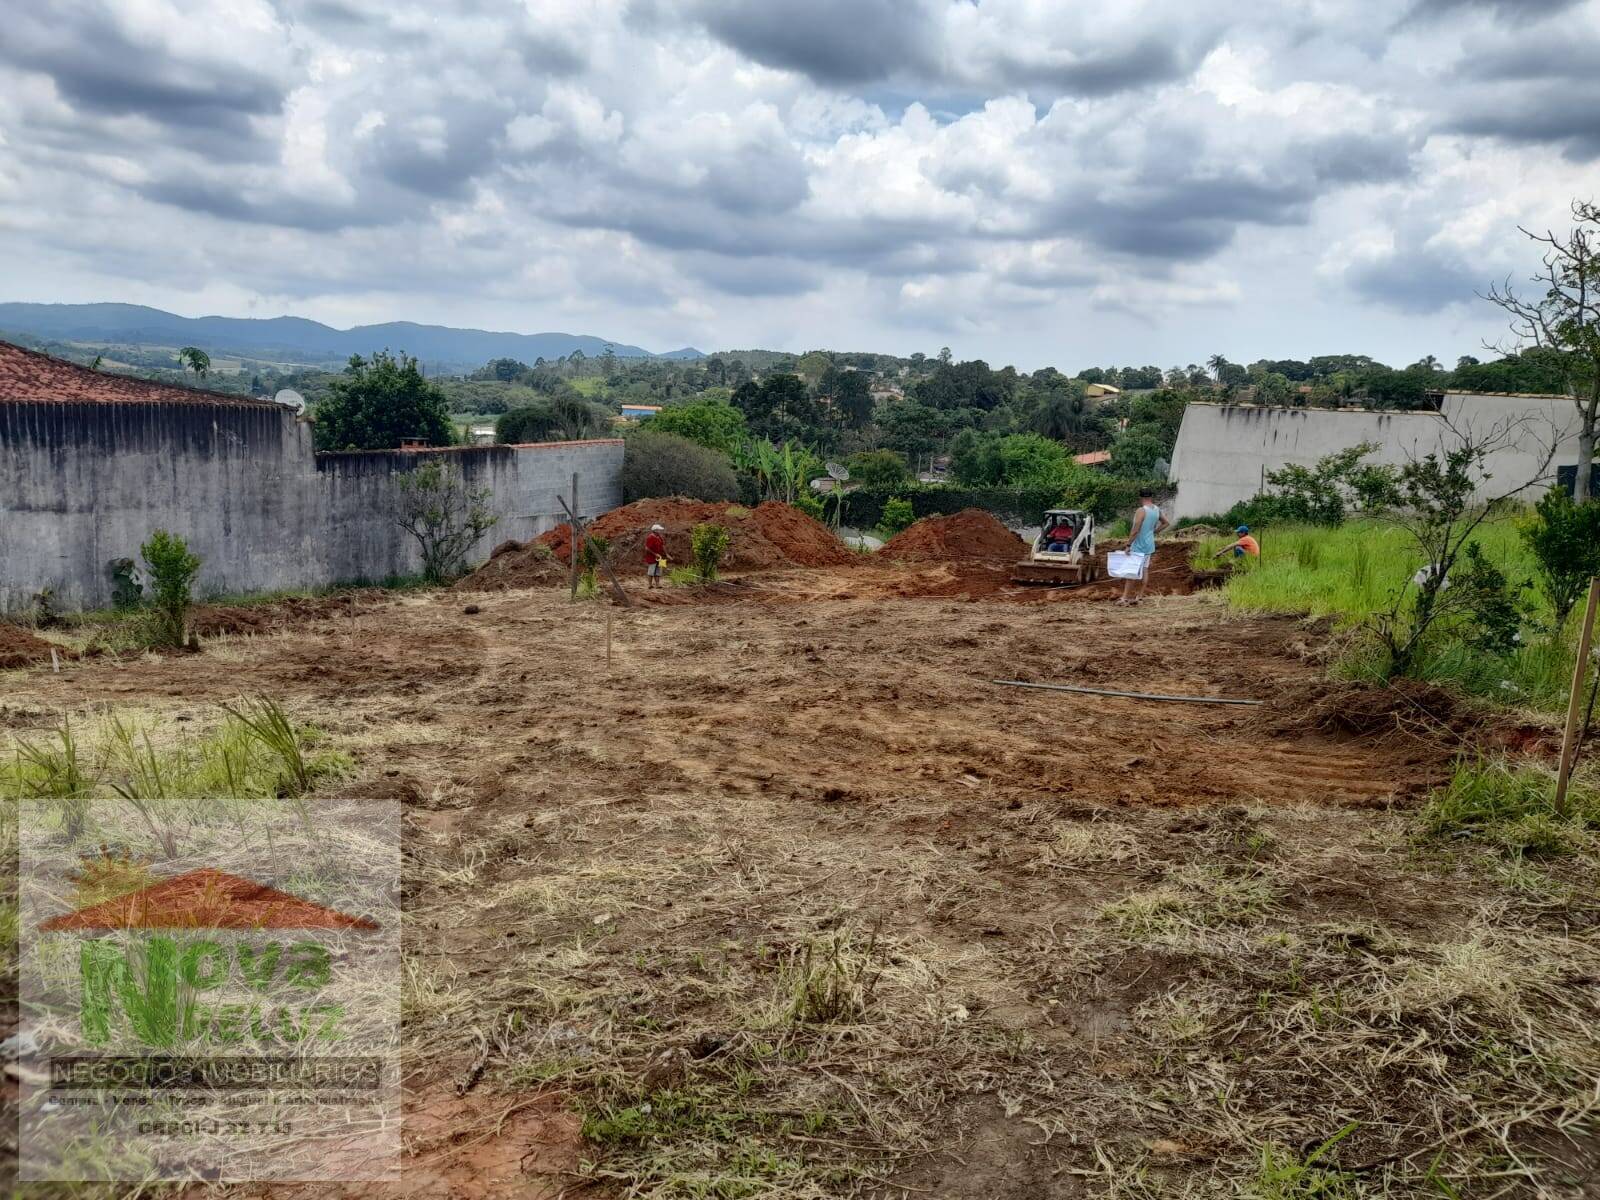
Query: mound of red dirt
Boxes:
[
  {"xmin": 457, "ymin": 498, "xmax": 853, "ymax": 591},
  {"xmin": 878, "ymin": 509, "xmax": 1028, "ymax": 564},
  {"xmin": 0, "ymin": 623, "xmax": 63, "ymax": 669}
]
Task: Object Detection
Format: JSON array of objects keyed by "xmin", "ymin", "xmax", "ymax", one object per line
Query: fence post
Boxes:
[{"xmin": 1555, "ymin": 575, "xmax": 1600, "ymax": 816}]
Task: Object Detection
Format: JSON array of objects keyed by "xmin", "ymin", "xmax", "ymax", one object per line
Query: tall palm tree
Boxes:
[{"xmin": 1206, "ymin": 354, "xmax": 1227, "ymax": 381}]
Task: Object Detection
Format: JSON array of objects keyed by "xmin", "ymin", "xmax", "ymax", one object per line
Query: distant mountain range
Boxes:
[{"xmin": 0, "ymin": 303, "xmax": 703, "ymax": 370}]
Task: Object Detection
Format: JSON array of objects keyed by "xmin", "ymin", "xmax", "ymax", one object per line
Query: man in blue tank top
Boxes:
[{"xmin": 1119, "ymin": 487, "xmax": 1169, "ymax": 606}]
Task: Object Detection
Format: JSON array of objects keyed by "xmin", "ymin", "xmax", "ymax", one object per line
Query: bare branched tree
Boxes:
[
  {"xmin": 1372, "ymin": 409, "xmax": 1556, "ymax": 675},
  {"xmin": 1482, "ymin": 199, "xmax": 1600, "ymax": 500},
  {"xmin": 395, "ymin": 460, "xmax": 498, "ymax": 584}
]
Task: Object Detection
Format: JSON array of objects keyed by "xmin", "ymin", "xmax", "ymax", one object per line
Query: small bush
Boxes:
[
  {"xmin": 140, "ymin": 530, "xmax": 201, "ymax": 648},
  {"xmin": 878, "ymin": 497, "xmax": 915, "ymax": 537},
  {"xmin": 1452, "ymin": 543, "xmax": 1525, "ymax": 653},
  {"xmin": 1419, "ymin": 759, "xmax": 1600, "ymax": 857},
  {"xmin": 1523, "ymin": 490, "xmax": 1600, "ymax": 629},
  {"xmin": 691, "ymin": 523, "xmax": 730, "ymax": 582},
  {"xmin": 622, "ymin": 430, "xmax": 739, "ymax": 504}
]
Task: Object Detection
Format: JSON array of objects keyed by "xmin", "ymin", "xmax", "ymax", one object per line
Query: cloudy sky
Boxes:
[{"xmin": 2, "ymin": 0, "xmax": 1598, "ymax": 369}]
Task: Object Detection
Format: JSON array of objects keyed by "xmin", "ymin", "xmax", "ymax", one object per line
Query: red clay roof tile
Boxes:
[{"xmin": 0, "ymin": 339, "xmax": 280, "ymax": 407}]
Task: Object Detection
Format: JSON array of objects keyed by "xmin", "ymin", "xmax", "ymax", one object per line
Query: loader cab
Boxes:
[{"xmin": 1039, "ymin": 509, "xmax": 1093, "ymax": 555}]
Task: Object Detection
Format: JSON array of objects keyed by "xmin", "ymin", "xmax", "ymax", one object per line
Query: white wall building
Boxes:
[{"xmin": 1168, "ymin": 393, "xmax": 1587, "ymax": 519}]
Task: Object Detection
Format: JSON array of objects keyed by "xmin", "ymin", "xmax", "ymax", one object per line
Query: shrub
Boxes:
[
  {"xmin": 691, "ymin": 523, "xmax": 729, "ymax": 582},
  {"xmin": 1451, "ymin": 543, "xmax": 1525, "ymax": 653},
  {"xmin": 140, "ymin": 530, "xmax": 201, "ymax": 648},
  {"xmin": 1522, "ymin": 490, "xmax": 1600, "ymax": 629},
  {"xmin": 622, "ymin": 430, "xmax": 739, "ymax": 504},
  {"xmin": 879, "ymin": 497, "xmax": 915, "ymax": 536},
  {"xmin": 394, "ymin": 460, "xmax": 499, "ymax": 584},
  {"xmin": 496, "ymin": 396, "xmax": 613, "ymax": 444}
]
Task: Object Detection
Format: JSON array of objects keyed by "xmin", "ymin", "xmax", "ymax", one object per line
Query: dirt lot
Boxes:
[{"xmin": 4, "ymin": 547, "xmax": 1599, "ymax": 1197}]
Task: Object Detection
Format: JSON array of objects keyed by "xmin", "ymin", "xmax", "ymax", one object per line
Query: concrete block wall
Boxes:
[
  {"xmin": 1167, "ymin": 393, "xmax": 1583, "ymax": 519},
  {"xmin": 0, "ymin": 398, "xmax": 623, "ymax": 611}
]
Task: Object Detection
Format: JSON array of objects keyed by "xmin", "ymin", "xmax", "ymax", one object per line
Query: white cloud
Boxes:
[{"xmin": 1, "ymin": 0, "xmax": 1599, "ymax": 367}]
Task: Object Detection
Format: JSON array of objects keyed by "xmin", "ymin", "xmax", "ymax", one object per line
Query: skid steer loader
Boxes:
[{"xmin": 1010, "ymin": 508, "xmax": 1102, "ymax": 586}]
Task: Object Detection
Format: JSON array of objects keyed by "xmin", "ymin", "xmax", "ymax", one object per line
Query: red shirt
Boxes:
[{"xmin": 644, "ymin": 532, "xmax": 666, "ymax": 563}]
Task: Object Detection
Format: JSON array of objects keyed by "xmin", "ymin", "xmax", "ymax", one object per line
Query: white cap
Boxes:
[{"xmin": 650, "ymin": 524, "xmax": 665, "ymax": 532}]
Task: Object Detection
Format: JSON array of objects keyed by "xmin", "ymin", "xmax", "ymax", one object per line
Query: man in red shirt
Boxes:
[{"xmin": 643, "ymin": 523, "xmax": 667, "ymax": 589}]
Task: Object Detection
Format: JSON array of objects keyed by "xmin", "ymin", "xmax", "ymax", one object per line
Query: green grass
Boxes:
[
  {"xmin": 1190, "ymin": 519, "xmax": 1550, "ymax": 627},
  {"xmin": 1194, "ymin": 519, "xmax": 1582, "ymax": 713},
  {"xmin": 1, "ymin": 702, "xmax": 351, "ymax": 806},
  {"xmin": 1419, "ymin": 759, "xmax": 1600, "ymax": 858}
]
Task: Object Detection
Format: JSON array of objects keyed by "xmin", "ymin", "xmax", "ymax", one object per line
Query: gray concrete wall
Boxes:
[
  {"xmin": 0, "ymin": 399, "xmax": 623, "ymax": 612},
  {"xmin": 1167, "ymin": 393, "xmax": 1584, "ymax": 519}
]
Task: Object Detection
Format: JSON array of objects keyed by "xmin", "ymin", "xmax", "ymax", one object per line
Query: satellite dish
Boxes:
[
  {"xmin": 825, "ymin": 461, "xmax": 850, "ymax": 481},
  {"xmin": 273, "ymin": 388, "xmax": 306, "ymax": 413}
]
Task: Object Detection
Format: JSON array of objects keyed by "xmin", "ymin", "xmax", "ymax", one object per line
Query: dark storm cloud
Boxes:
[
  {"xmin": 363, "ymin": 103, "xmax": 514, "ymax": 198},
  {"xmin": 1303, "ymin": 131, "xmax": 1418, "ymax": 185},
  {"xmin": 136, "ymin": 178, "xmax": 379, "ymax": 232},
  {"xmin": 1408, "ymin": 0, "xmax": 1581, "ymax": 16},
  {"xmin": 1060, "ymin": 178, "xmax": 1316, "ymax": 262},
  {"xmin": 1447, "ymin": 85, "xmax": 1600, "ymax": 159},
  {"xmin": 1345, "ymin": 245, "xmax": 1482, "ymax": 313},
  {"xmin": 988, "ymin": 37, "xmax": 1194, "ymax": 97},
  {"xmin": 694, "ymin": 0, "xmax": 939, "ymax": 85},
  {"xmin": 1, "ymin": 5, "xmax": 290, "ymax": 136}
]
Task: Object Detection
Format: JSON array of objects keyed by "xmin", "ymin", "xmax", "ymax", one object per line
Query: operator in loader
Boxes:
[{"xmin": 1044, "ymin": 516, "xmax": 1078, "ymax": 552}]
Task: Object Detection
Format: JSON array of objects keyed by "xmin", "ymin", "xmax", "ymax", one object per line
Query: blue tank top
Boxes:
[{"xmin": 1131, "ymin": 504, "xmax": 1159, "ymax": 555}]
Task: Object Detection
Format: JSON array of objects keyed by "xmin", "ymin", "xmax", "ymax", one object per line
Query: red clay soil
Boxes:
[
  {"xmin": 878, "ymin": 509, "xmax": 1028, "ymax": 563},
  {"xmin": 189, "ymin": 591, "xmax": 390, "ymax": 637},
  {"xmin": 458, "ymin": 499, "xmax": 853, "ymax": 590},
  {"xmin": 0, "ymin": 623, "xmax": 62, "ymax": 669}
]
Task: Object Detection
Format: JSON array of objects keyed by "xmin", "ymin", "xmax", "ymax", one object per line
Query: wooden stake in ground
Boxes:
[
  {"xmin": 1555, "ymin": 575, "xmax": 1600, "ymax": 815},
  {"xmin": 557, "ymin": 495, "xmax": 631, "ymax": 608},
  {"xmin": 568, "ymin": 472, "xmax": 582, "ymax": 600},
  {"xmin": 606, "ymin": 606, "xmax": 613, "ymax": 671}
]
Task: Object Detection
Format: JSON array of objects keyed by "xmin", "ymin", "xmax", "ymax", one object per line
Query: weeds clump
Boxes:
[
  {"xmin": 780, "ymin": 930, "xmax": 881, "ymax": 1025},
  {"xmin": 1418, "ymin": 758, "xmax": 1599, "ymax": 857},
  {"xmin": 1, "ymin": 698, "xmax": 349, "ymax": 818}
]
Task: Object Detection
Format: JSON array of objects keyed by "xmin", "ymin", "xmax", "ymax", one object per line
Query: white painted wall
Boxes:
[{"xmin": 1167, "ymin": 393, "xmax": 1585, "ymax": 519}]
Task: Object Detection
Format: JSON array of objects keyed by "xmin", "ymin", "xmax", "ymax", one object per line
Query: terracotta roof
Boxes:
[
  {"xmin": 0, "ymin": 339, "xmax": 280, "ymax": 407},
  {"xmin": 1073, "ymin": 449, "xmax": 1111, "ymax": 465}
]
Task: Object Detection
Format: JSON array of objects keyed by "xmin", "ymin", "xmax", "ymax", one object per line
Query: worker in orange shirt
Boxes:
[{"xmin": 1213, "ymin": 525, "xmax": 1260, "ymax": 562}]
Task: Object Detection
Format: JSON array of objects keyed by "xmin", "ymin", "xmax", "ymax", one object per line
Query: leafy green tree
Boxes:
[
  {"xmin": 817, "ymin": 366, "xmax": 875, "ymax": 427},
  {"xmin": 313, "ymin": 352, "xmax": 453, "ymax": 451},
  {"xmin": 1109, "ymin": 432, "xmax": 1167, "ymax": 478},
  {"xmin": 1523, "ymin": 489, "xmax": 1600, "ymax": 628},
  {"xmin": 845, "ymin": 449, "xmax": 911, "ymax": 489},
  {"xmin": 179, "ymin": 346, "xmax": 210, "ymax": 380},
  {"xmin": 647, "ymin": 399, "xmax": 747, "ymax": 453}
]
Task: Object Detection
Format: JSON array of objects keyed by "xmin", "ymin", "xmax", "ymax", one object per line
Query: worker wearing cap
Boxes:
[
  {"xmin": 643, "ymin": 524, "xmax": 667, "ymax": 589},
  {"xmin": 1213, "ymin": 526, "xmax": 1261, "ymax": 562}
]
